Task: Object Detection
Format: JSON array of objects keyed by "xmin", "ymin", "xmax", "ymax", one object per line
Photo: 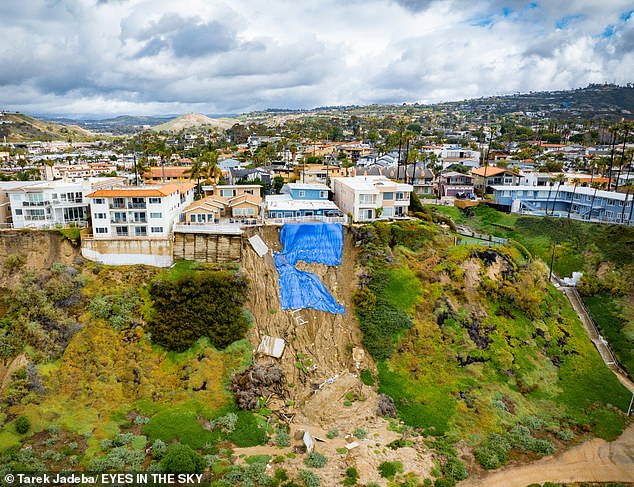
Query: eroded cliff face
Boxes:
[{"xmin": 0, "ymin": 230, "xmax": 79, "ymax": 286}]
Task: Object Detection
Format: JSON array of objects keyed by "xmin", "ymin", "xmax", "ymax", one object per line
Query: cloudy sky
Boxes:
[{"xmin": 1, "ymin": 0, "xmax": 633, "ymax": 117}]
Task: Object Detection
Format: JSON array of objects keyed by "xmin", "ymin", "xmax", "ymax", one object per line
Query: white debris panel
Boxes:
[
  {"xmin": 248, "ymin": 235, "xmax": 269, "ymax": 257},
  {"xmin": 257, "ymin": 336, "xmax": 286, "ymax": 358}
]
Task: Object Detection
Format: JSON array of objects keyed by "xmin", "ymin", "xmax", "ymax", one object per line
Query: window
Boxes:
[
  {"xmin": 150, "ymin": 212, "xmax": 162, "ymax": 219},
  {"xmin": 244, "ymin": 189, "xmax": 254, "ymax": 195},
  {"xmin": 95, "ymin": 227, "xmax": 108, "ymax": 234},
  {"xmin": 190, "ymin": 214, "xmax": 196, "ymax": 222},
  {"xmin": 113, "ymin": 212, "xmax": 126, "ymax": 223},
  {"xmin": 131, "ymin": 197, "xmax": 146, "ymax": 208},
  {"xmin": 298, "ymin": 190, "xmax": 305, "ymax": 197},
  {"xmin": 319, "ymin": 190, "xmax": 328, "ymax": 198},
  {"xmin": 359, "ymin": 194, "xmax": 374, "ymax": 204},
  {"xmin": 94, "ymin": 213, "xmax": 106, "ymax": 219},
  {"xmin": 149, "ymin": 197, "xmax": 161, "ymax": 204},
  {"xmin": 94, "ymin": 198, "xmax": 105, "ymax": 205},
  {"xmin": 220, "ymin": 190, "xmax": 235, "ymax": 197},
  {"xmin": 382, "ymin": 207, "xmax": 393, "ymax": 217},
  {"xmin": 151, "ymin": 227, "xmax": 163, "ymax": 233},
  {"xmin": 134, "ymin": 226, "xmax": 147, "ymax": 236},
  {"xmin": 115, "ymin": 226, "xmax": 129, "ymax": 236},
  {"xmin": 15, "ymin": 209, "xmax": 22, "ymax": 216},
  {"xmin": 112, "ymin": 197, "xmax": 125, "ymax": 209},
  {"xmin": 383, "ymin": 192, "xmax": 393, "ymax": 200},
  {"xmin": 395, "ymin": 192, "xmax": 407, "ymax": 201},
  {"xmin": 133, "ymin": 211, "xmax": 147, "ymax": 223}
]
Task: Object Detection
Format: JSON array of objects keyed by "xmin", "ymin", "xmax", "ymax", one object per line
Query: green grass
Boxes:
[
  {"xmin": 382, "ymin": 267, "xmax": 422, "ymax": 312},
  {"xmin": 142, "ymin": 410, "xmax": 216, "ymax": 450},
  {"xmin": 377, "ymin": 362, "xmax": 455, "ymax": 435},
  {"xmin": 584, "ymin": 294, "xmax": 634, "ymax": 378}
]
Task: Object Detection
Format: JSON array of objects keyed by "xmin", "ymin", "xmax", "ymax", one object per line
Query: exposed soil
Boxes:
[
  {"xmin": 239, "ymin": 226, "xmax": 436, "ymax": 485},
  {"xmin": 461, "ymin": 423, "xmax": 634, "ymax": 487}
]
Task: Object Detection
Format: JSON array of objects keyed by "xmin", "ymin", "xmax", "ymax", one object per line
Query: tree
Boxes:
[
  {"xmin": 184, "ymin": 159, "xmax": 204, "ymax": 198},
  {"xmin": 550, "ymin": 173, "xmax": 566, "ymax": 216},
  {"xmin": 621, "ymin": 181, "xmax": 634, "ymax": 224},
  {"xmin": 160, "ymin": 444, "xmax": 205, "ymax": 474},
  {"xmin": 587, "ymin": 181, "xmax": 602, "ymax": 221},
  {"xmin": 614, "ymin": 122, "xmax": 632, "ymax": 191},
  {"xmin": 544, "ymin": 177, "xmax": 556, "ymax": 215},
  {"xmin": 567, "ymin": 177, "xmax": 581, "ymax": 219}
]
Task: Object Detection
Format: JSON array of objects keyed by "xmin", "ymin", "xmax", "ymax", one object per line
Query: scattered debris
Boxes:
[
  {"xmin": 257, "ymin": 335, "xmax": 286, "ymax": 358},
  {"xmin": 231, "ymin": 363, "xmax": 285, "ymax": 410},
  {"xmin": 248, "ymin": 235, "xmax": 269, "ymax": 257},
  {"xmin": 345, "ymin": 441, "xmax": 359, "ymax": 450},
  {"xmin": 303, "ymin": 431, "xmax": 315, "ymax": 453},
  {"xmin": 377, "ymin": 394, "xmax": 397, "ymax": 418}
]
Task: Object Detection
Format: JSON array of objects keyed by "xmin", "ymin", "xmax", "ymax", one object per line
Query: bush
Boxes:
[
  {"xmin": 304, "ymin": 452, "xmax": 327, "ymax": 468},
  {"xmin": 442, "ymin": 457, "xmax": 468, "ymax": 481},
  {"xmin": 434, "ymin": 478, "xmax": 456, "ymax": 487},
  {"xmin": 353, "ymin": 428, "xmax": 367, "ymax": 439},
  {"xmin": 522, "ymin": 415, "xmax": 545, "ymax": 431},
  {"xmin": 14, "ymin": 416, "xmax": 30, "ymax": 434},
  {"xmin": 160, "ymin": 444, "xmax": 205, "ymax": 474},
  {"xmin": 147, "ymin": 270, "xmax": 249, "ymax": 351},
  {"xmin": 475, "ymin": 446, "xmax": 503, "ymax": 470},
  {"xmin": 326, "ymin": 429, "xmax": 339, "ymax": 439},
  {"xmin": 556, "ymin": 429, "xmax": 576, "ymax": 441},
  {"xmin": 274, "ymin": 427, "xmax": 290, "ymax": 447},
  {"xmin": 531, "ymin": 438, "xmax": 555, "ymax": 456},
  {"xmin": 299, "ymin": 470, "xmax": 320, "ymax": 487},
  {"xmin": 360, "ymin": 369, "xmax": 375, "ymax": 386},
  {"xmin": 378, "ymin": 460, "xmax": 403, "ymax": 480}
]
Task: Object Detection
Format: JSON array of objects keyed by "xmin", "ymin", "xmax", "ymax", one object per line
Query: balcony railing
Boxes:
[
  {"xmin": 23, "ymin": 201, "xmax": 50, "ymax": 207},
  {"xmin": 111, "ymin": 218, "xmax": 127, "ymax": 223},
  {"xmin": 128, "ymin": 203, "xmax": 147, "ymax": 209},
  {"xmin": 109, "ymin": 203, "xmax": 126, "ymax": 209}
]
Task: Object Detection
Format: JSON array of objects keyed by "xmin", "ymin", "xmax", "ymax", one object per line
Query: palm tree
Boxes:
[
  {"xmin": 606, "ymin": 124, "xmax": 620, "ymax": 189},
  {"xmin": 184, "ymin": 159, "xmax": 204, "ymax": 199},
  {"xmin": 550, "ymin": 173, "xmax": 566, "ymax": 216},
  {"xmin": 545, "ymin": 177, "xmax": 556, "ymax": 215},
  {"xmin": 614, "ymin": 121, "xmax": 632, "ymax": 191},
  {"xmin": 620, "ymin": 181, "xmax": 634, "ymax": 224},
  {"xmin": 567, "ymin": 177, "xmax": 581, "ymax": 219},
  {"xmin": 587, "ymin": 181, "xmax": 602, "ymax": 221}
]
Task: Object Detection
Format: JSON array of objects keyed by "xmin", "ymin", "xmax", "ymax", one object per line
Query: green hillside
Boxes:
[{"xmin": 352, "ymin": 219, "xmax": 630, "ymax": 470}]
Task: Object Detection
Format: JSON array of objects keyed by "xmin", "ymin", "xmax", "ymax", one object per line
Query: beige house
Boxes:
[
  {"xmin": 331, "ymin": 176, "xmax": 413, "ymax": 222},
  {"xmin": 180, "ymin": 193, "xmax": 262, "ymax": 223},
  {"xmin": 202, "ymin": 184, "xmax": 262, "ymax": 200}
]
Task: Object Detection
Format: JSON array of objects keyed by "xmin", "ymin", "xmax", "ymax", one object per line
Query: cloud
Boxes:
[{"xmin": 0, "ymin": 0, "xmax": 633, "ymax": 116}]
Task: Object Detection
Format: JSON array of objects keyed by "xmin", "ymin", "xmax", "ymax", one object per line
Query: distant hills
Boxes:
[
  {"xmin": 150, "ymin": 113, "xmax": 236, "ymax": 132},
  {"xmin": 439, "ymin": 83, "xmax": 634, "ymax": 119},
  {"xmin": 0, "ymin": 112, "xmax": 93, "ymax": 143}
]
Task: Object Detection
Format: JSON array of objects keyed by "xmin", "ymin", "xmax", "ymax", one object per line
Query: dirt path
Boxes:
[{"xmin": 462, "ymin": 423, "xmax": 634, "ymax": 487}]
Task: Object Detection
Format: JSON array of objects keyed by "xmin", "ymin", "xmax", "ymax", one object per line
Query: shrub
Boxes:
[
  {"xmin": 508, "ymin": 425, "xmax": 534, "ymax": 451},
  {"xmin": 160, "ymin": 444, "xmax": 205, "ymax": 474},
  {"xmin": 299, "ymin": 470, "xmax": 320, "ymax": 487},
  {"xmin": 442, "ymin": 457, "xmax": 468, "ymax": 481},
  {"xmin": 14, "ymin": 416, "xmax": 30, "ymax": 435},
  {"xmin": 212, "ymin": 412, "xmax": 238, "ymax": 434},
  {"xmin": 475, "ymin": 446, "xmax": 503, "ymax": 470},
  {"xmin": 304, "ymin": 452, "xmax": 327, "ymax": 468},
  {"xmin": 378, "ymin": 460, "xmax": 403, "ymax": 479},
  {"xmin": 360, "ymin": 369, "xmax": 375, "ymax": 386},
  {"xmin": 531, "ymin": 438, "xmax": 555, "ymax": 456},
  {"xmin": 274, "ymin": 427, "xmax": 290, "ymax": 447},
  {"xmin": 353, "ymin": 428, "xmax": 367, "ymax": 439},
  {"xmin": 326, "ymin": 429, "xmax": 339, "ymax": 439},
  {"xmin": 522, "ymin": 415, "xmax": 546, "ymax": 431},
  {"xmin": 147, "ymin": 271, "xmax": 249, "ymax": 351},
  {"xmin": 434, "ymin": 478, "xmax": 456, "ymax": 487},
  {"xmin": 556, "ymin": 429, "xmax": 575, "ymax": 441},
  {"xmin": 4, "ymin": 253, "xmax": 26, "ymax": 275}
]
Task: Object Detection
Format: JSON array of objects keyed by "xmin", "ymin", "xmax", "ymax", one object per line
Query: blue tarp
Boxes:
[
  {"xmin": 279, "ymin": 222, "xmax": 343, "ymax": 266},
  {"xmin": 274, "ymin": 254, "xmax": 345, "ymax": 314},
  {"xmin": 274, "ymin": 223, "xmax": 345, "ymax": 314}
]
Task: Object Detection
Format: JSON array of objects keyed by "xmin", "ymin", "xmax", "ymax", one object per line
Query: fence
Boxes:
[
  {"xmin": 456, "ymin": 227, "xmax": 508, "ymax": 246},
  {"xmin": 266, "ymin": 215, "xmax": 349, "ymax": 225}
]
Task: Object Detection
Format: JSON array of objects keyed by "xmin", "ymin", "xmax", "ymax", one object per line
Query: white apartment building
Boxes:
[
  {"xmin": 7, "ymin": 177, "xmax": 126, "ymax": 229},
  {"xmin": 331, "ymin": 176, "xmax": 413, "ymax": 222},
  {"xmin": 85, "ymin": 182, "xmax": 195, "ymax": 239}
]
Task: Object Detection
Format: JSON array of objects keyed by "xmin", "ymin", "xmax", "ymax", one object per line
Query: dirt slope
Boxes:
[
  {"xmin": 241, "ymin": 225, "xmax": 373, "ymax": 409},
  {"xmin": 239, "ymin": 225, "xmax": 436, "ymax": 485}
]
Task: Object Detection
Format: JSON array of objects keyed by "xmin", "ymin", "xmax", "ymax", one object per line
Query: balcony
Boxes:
[
  {"xmin": 109, "ymin": 203, "xmax": 126, "ymax": 209},
  {"xmin": 131, "ymin": 219, "xmax": 147, "ymax": 224},
  {"xmin": 111, "ymin": 218, "xmax": 127, "ymax": 224},
  {"xmin": 128, "ymin": 203, "xmax": 147, "ymax": 209},
  {"xmin": 23, "ymin": 201, "xmax": 50, "ymax": 207}
]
